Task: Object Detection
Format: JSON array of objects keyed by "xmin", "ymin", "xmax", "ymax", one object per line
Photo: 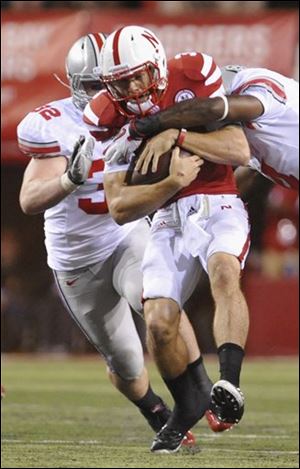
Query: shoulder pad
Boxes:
[
  {"xmin": 169, "ymin": 52, "xmax": 213, "ymax": 82},
  {"xmin": 85, "ymin": 91, "xmax": 127, "ymax": 129}
]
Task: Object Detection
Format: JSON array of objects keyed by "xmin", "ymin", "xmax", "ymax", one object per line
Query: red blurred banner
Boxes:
[{"xmin": 1, "ymin": 9, "xmax": 299, "ymax": 163}]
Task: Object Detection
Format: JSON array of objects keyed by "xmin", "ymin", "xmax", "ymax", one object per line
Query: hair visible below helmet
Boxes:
[
  {"xmin": 99, "ymin": 26, "xmax": 168, "ymax": 117},
  {"xmin": 66, "ymin": 33, "xmax": 107, "ymax": 110}
]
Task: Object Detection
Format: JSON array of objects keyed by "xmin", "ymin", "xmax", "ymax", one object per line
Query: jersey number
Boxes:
[
  {"xmin": 34, "ymin": 105, "xmax": 61, "ymax": 121},
  {"xmin": 78, "ymin": 159, "xmax": 109, "ymax": 214}
]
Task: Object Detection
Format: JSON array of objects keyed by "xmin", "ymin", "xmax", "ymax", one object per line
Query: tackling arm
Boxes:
[
  {"xmin": 130, "ymin": 95, "xmax": 264, "ymax": 139},
  {"xmin": 178, "ymin": 125, "xmax": 250, "ymax": 166},
  {"xmin": 135, "ymin": 124, "xmax": 250, "ymax": 174}
]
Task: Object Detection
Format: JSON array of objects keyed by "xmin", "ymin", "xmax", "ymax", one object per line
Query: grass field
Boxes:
[{"xmin": 1, "ymin": 355, "xmax": 299, "ymax": 468}]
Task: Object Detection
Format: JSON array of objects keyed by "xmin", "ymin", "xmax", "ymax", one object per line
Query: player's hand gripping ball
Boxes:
[{"xmin": 126, "ymin": 141, "xmax": 175, "ymax": 185}]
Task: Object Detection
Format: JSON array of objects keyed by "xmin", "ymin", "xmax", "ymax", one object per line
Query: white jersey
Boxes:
[
  {"xmin": 228, "ymin": 67, "xmax": 299, "ymax": 190},
  {"xmin": 17, "ymin": 97, "xmax": 137, "ymax": 271}
]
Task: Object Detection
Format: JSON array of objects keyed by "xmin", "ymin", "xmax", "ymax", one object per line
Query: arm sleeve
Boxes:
[
  {"xmin": 230, "ymin": 70, "xmax": 287, "ymax": 119},
  {"xmin": 17, "ymin": 112, "xmax": 61, "ymax": 158}
]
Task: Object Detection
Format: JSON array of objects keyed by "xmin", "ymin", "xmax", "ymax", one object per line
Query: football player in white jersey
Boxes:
[
  {"xmin": 128, "ymin": 65, "xmax": 299, "ymax": 191},
  {"xmin": 17, "ymin": 33, "xmax": 207, "ymax": 446}
]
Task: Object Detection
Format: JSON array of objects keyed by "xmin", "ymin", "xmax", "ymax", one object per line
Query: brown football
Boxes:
[{"xmin": 125, "ymin": 141, "xmax": 174, "ymax": 186}]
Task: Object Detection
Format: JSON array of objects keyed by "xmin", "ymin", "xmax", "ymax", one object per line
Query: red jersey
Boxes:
[{"xmin": 84, "ymin": 52, "xmax": 238, "ymax": 198}]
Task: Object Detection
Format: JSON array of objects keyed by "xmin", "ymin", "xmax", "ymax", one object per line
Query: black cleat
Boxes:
[
  {"xmin": 139, "ymin": 401, "xmax": 171, "ymax": 433},
  {"xmin": 210, "ymin": 380, "xmax": 245, "ymax": 424},
  {"xmin": 151, "ymin": 424, "xmax": 186, "ymax": 454}
]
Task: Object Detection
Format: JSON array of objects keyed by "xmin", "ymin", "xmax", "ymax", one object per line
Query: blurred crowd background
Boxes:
[{"xmin": 1, "ymin": 1, "xmax": 299, "ymax": 356}]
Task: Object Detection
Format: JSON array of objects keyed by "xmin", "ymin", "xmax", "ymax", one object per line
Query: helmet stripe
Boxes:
[
  {"xmin": 112, "ymin": 28, "xmax": 123, "ymax": 65},
  {"xmin": 90, "ymin": 33, "xmax": 105, "ymax": 53},
  {"xmin": 88, "ymin": 33, "xmax": 106, "ymax": 66}
]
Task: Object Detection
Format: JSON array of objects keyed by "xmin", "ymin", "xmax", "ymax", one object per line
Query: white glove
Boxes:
[
  {"xmin": 103, "ymin": 124, "xmax": 142, "ymax": 166},
  {"xmin": 61, "ymin": 135, "xmax": 94, "ymax": 193}
]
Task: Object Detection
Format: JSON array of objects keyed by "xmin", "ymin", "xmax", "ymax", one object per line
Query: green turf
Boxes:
[{"xmin": 1, "ymin": 356, "xmax": 299, "ymax": 468}]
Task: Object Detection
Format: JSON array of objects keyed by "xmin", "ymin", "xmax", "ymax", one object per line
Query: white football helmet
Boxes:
[
  {"xmin": 99, "ymin": 26, "xmax": 168, "ymax": 117},
  {"xmin": 66, "ymin": 33, "xmax": 107, "ymax": 110}
]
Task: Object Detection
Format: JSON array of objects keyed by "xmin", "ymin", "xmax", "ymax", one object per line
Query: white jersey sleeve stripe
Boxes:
[
  {"xmin": 18, "ymin": 137, "xmax": 60, "ymax": 149},
  {"xmin": 232, "ymin": 77, "xmax": 287, "ymax": 104},
  {"xmin": 18, "ymin": 137, "xmax": 61, "ymax": 157},
  {"xmin": 18, "ymin": 146, "xmax": 61, "ymax": 157}
]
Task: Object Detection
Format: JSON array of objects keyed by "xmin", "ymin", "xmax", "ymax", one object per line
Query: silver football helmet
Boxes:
[
  {"xmin": 66, "ymin": 33, "xmax": 107, "ymax": 110},
  {"xmin": 221, "ymin": 65, "xmax": 246, "ymax": 94}
]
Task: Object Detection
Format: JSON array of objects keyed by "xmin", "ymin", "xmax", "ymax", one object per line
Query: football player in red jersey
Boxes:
[{"xmin": 84, "ymin": 26, "xmax": 250, "ymax": 453}]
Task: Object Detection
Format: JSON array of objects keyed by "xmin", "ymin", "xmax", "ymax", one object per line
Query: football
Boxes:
[{"xmin": 125, "ymin": 141, "xmax": 174, "ymax": 186}]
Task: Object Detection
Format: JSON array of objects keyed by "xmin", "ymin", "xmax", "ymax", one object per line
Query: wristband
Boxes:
[
  {"xmin": 217, "ymin": 95, "xmax": 229, "ymax": 121},
  {"xmin": 60, "ymin": 173, "xmax": 79, "ymax": 194},
  {"xmin": 176, "ymin": 128, "xmax": 187, "ymax": 147}
]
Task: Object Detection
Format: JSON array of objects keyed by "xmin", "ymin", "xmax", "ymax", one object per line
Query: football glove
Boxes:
[
  {"xmin": 103, "ymin": 124, "xmax": 142, "ymax": 166},
  {"xmin": 129, "ymin": 114, "xmax": 161, "ymax": 140},
  {"xmin": 61, "ymin": 135, "xmax": 94, "ymax": 193}
]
